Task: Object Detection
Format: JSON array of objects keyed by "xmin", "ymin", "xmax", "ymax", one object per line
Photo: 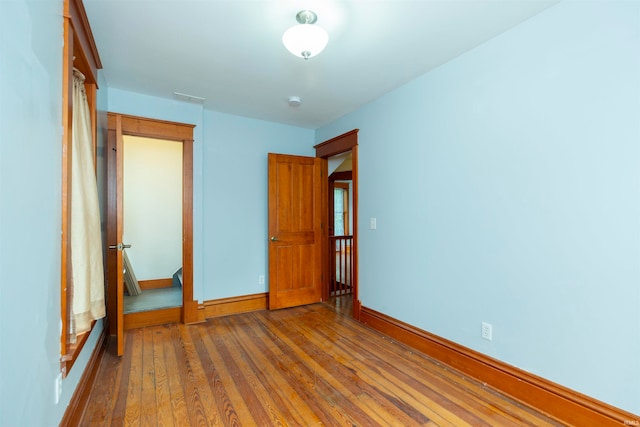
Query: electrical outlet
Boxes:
[
  {"xmin": 258, "ymin": 275, "xmax": 265, "ymax": 285},
  {"xmin": 54, "ymin": 373, "xmax": 63, "ymax": 404},
  {"xmin": 481, "ymin": 322, "xmax": 493, "ymax": 341}
]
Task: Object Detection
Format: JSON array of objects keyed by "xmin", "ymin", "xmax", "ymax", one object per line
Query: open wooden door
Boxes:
[
  {"xmin": 106, "ymin": 115, "xmax": 125, "ymax": 355},
  {"xmin": 268, "ymin": 153, "xmax": 323, "ymax": 309}
]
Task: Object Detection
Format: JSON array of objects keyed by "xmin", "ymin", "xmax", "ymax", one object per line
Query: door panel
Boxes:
[
  {"xmin": 106, "ymin": 115, "xmax": 125, "ymax": 355},
  {"xmin": 115, "ymin": 116, "xmax": 124, "ymax": 355},
  {"xmin": 268, "ymin": 153, "xmax": 322, "ymax": 310}
]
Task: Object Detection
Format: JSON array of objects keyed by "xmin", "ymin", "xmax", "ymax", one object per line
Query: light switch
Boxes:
[{"xmin": 370, "ymin": 218, "xmax": 377, "ymax": 230}]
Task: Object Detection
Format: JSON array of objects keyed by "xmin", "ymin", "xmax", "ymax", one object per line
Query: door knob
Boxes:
[
  {"xmin": 270, "ymin": 236, "xmax": 278, "ymax": 242},
  {"xmin": 108, "ymin": 243, "xmax": 132, "ymax": 250}
]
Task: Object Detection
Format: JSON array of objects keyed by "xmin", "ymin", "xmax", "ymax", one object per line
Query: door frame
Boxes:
[
  {"xmin": 106, "ymin": 113, "xmax": 198, "ymax": 347},
  {"xmin": 314, "ymin": 129, "xmax": 360, "ymax": 319}
]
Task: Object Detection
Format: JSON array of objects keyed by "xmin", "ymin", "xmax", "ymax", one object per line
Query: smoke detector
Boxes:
[{"xmin": 288, "ymin": 96, "xmax": 302, "ymax": 107}]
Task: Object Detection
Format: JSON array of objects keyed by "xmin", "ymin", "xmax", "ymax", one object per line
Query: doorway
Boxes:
[
  {"xmin": 122, "ymin": 135, "xmax": 183, "ymax": 314},
  {"xmin": 328, "ymin": 154, "xmax": 353, "ymax": 315},
  {"xmin": 314, "ymin": 130, "xmax": 360, "ymax": 319},
  {"xmin": 106, "ymin": 113, "xmax": 198, "ymax": 354}
]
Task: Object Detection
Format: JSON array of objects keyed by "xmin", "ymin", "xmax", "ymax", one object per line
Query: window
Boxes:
[
  {"xmin": 60, "ymin": 0, "xmax": 103, "ymax": 376},
  {"xmin": 334, "ymin": 183, "xmax": 349, "ymax": 236}
]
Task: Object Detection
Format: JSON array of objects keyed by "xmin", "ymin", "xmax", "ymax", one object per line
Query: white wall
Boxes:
[
  {"xmin": 317, "ymin": 0, "xmax": 640, "ymax": 414},
  {"xmin": 0, "ymin": 1, "xmax": 107, "ymax": 425},
  {"xmin": 123, "ymin": 136, "xmax": 183, "ymax": 280}
]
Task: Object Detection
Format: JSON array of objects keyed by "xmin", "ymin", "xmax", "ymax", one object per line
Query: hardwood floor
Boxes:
[
  {"xmin": 328, "ymin": 294, "xmax": 353, "ymax": 316},
  {"xmin": 81, "ymin": 303, "xmax": 563, "ymax": 426}
]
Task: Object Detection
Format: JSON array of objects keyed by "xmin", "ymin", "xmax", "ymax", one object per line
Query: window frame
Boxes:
[
  {"xmin": 333, "ymin": 182, "xmax": 350, "ymax": 236},
  {"xmin": 60, "ymin": 0, "xmax": 103, "ymax": 377}
]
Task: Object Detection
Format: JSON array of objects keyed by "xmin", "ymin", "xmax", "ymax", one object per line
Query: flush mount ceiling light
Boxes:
[{"xmin": 282, "ymin": 10, "xmax": 329, "ymax": 60}]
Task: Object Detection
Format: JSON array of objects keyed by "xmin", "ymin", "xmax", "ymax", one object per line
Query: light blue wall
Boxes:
[
  {"xmin": 2, "ymin": 0, "xmax": 636, "ymax": 422},
  {"xmin": 0, "ymin": 1, "xmax": 106, "ymax": 425},
  {"xmin": 317, "ymin": 0, "xmax": 640, "ymax": 414},
  {"xmin": 202, "ymin": 111, "xmax": 314, "ymax": 300}
]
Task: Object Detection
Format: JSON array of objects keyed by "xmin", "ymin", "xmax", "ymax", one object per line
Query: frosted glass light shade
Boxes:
[{"xmin": 282, "ymin": 24, "xmax": 329, "ymax": 59}]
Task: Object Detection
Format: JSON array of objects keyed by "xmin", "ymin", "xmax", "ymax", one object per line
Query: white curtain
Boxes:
[{"xmin": 69, "ymin": 69, "xmax": 105, "ymax": 342}]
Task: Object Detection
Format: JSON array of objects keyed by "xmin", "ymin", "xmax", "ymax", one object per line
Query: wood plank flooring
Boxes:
[{"xmin": 81, "ymin": 303, "xmax": 564, "ymax": 426}]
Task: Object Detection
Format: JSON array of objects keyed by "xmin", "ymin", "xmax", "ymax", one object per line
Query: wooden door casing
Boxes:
[
  {"xmin": 106, "ymin": 113, "xmax": 196, "ymax": 355},
  {"xmin": 314, "ymin": 130, "xmax": 360, "ymax": 318},
  {"xmin": 268, "ymin": 154, "xmax": 323, "ymax": 310},
  {"xmin": 105, "ymin": 115, "xmax": 126, "ymax": 355}
]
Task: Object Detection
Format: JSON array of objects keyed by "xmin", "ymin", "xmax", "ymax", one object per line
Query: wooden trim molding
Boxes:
[
  {"xmin": 119, "ymin": 293, "xmax": 268, "ymax": 329},
  {"xmin": 138, "ymin": 278, "xmax": 173, "ymax": 290},
  {"xmin": 201, "ymin": 293, "xmax": 268, "ymax": 319},
  {"xmin": 60, "ymin": 13, "xmax": 73, "ymax": 371},
  {"xmin": 329, "ymin": 171, "xmax": 352, "ymax": 182},
  {"xmin": 314, "ymin": 129, "xmax": 359, "ymax": 158},
  {"xmin": 59, "ymin": 325, "xmax": 108, "ymax": 427},
  {"xmin": 124, "ymin": 307, "xmax": 182, "ymax": 330},
  {"xmin": 181, "ymin": 137, "xmax": 197, "ymax": 324},
  {"xmin": 67, "ymin": 0, "xmax": 102, "ymax": 83},
  {"xmin": 60, "ymin": 321, "xmax": 96, "ymax": 375},
  {"xmin": 351, "ymin": 145, "xmax": 360, "ymax": 320},
  {"xmin": 359, "ymin": 306, "xmax": 639, "ymax": 427},
  {"xmin": 107, "ymin": 113, "xmax": 195, "ymax": 141}
]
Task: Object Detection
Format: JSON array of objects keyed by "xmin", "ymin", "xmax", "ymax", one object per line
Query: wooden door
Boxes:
[
  {"xmin": 106, "ymin": 115, "xmax": 125, "ymax": 355},
  {"xmin": 268, "ymin": 153, "xmax": 323, "ymax": 309}
]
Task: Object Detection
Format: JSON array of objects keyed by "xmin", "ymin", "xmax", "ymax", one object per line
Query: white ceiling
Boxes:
[{"xmin": 84, "ymin": 0, "xmax": 559, "ymax": 129}]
